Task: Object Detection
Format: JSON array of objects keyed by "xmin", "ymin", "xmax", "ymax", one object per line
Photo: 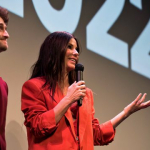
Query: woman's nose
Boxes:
[{"xmin": 73, "ymin": 49, "xmax": 79, "ymax": 56}]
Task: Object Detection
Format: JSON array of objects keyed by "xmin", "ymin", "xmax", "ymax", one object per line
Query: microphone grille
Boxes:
[{"xmin": 75, "ymin": 63, "xmax": 84, "ymax": 71}]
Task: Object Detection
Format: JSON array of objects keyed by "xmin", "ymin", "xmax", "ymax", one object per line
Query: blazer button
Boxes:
[{"xmin": 76, "ymin": 136, "xmax": 79, "ymax": 141}]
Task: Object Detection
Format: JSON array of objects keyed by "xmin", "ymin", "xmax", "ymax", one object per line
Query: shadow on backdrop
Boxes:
[{"xmin": 6, "ymin": 121, "xmax": 27, "ymax": 150}]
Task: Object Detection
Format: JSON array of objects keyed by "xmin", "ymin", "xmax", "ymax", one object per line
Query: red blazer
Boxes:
[
  {"xmin": 0, "ymin": 77, "xmax": 8, "ymax": 150},
  {"xmin": 21, "ymin": 77, "xmax": 115, "ymax": 150}
]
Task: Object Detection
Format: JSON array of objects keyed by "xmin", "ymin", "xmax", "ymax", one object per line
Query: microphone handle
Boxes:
[
  {"xmin": 76, "ymin": 71, "xmax": 83, "ymax": 106},
  {"xmin": 78, "ymin": 98, "xmax": 82, "ymax": 106},
  {"xmin": 76, "ymin": 71, "xmax": 83, "ymax": 81}
]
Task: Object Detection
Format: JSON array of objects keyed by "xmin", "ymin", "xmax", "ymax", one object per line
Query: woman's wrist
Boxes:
[{"xmin": 123, "ymin": 107, "xmax": 132, "ymax": 119}]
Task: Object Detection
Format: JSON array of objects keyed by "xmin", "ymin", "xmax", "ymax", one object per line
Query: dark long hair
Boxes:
[
  {"xmin": 30, "ymin": 31, "xmax": 80, "ymax": 96},
  {"xmin": 0, "ymin": 6, "xmax": 9, "ymax": 24}
]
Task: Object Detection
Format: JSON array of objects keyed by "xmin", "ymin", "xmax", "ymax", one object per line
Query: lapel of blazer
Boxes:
[
  {"xmin": 79, "ymin": 96, "xmax": 88, "ymax": 143},
  {"xmin": 48, "ymin": 85, "xmax": 77, "ymax": 141},
  {"xmin": 64, "ymin": 108, "xmax": 77, "ymax": 140}
]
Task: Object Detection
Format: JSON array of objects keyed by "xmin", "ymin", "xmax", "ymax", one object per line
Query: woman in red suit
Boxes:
[{"xmin": 21, "ymin": 31, "xmax": 150, "ymax": 150}]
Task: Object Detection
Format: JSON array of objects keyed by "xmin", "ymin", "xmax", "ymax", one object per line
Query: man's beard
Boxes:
[{"xmin": 0, "ymin": 46, "xmax": 8, "ymax": 53}]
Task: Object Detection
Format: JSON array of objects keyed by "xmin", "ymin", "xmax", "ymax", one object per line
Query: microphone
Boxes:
[{"xmin": 75, "ymin": 63, "xmax": 84, "ymax": 106}]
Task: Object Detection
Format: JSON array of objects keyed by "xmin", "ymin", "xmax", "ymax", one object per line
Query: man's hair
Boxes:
[{"xmin": 0, "ymin": 6, "xmax": 9, "ymax": 24}]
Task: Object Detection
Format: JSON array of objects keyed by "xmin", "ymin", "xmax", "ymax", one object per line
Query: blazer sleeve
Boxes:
[
  {"xmin": 21, "ymin": 79, "xmax": 58, "ymax": 138},
  {"xmin": 89, "ymin": 90, "xmax": 115, "ymax": 145}
]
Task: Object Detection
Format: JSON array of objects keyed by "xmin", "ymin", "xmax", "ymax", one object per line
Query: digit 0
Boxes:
[{"xmin": 32, "ymin": 0, "xmax": 82, "ymax": 33}]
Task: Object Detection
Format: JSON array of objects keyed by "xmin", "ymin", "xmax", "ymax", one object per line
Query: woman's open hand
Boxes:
[{"xmin": 124, "ymin": 93, "xmax": 150, "ymax": 117}]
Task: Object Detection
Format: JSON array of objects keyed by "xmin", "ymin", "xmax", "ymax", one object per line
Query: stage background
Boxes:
[{"xmin": 0, "ymin": 0, "xmax": 150, "ymax": 150}]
